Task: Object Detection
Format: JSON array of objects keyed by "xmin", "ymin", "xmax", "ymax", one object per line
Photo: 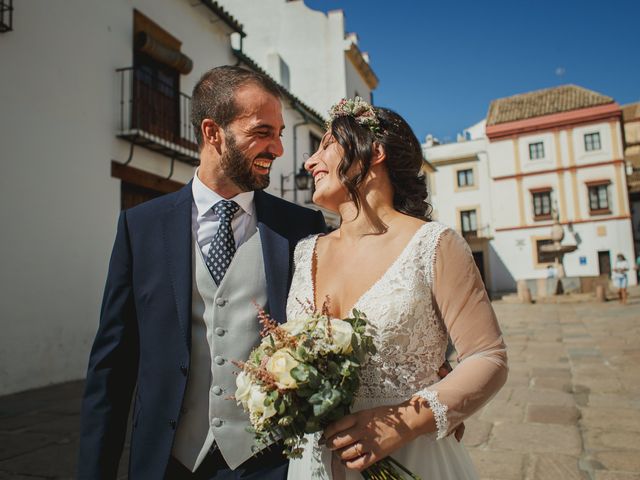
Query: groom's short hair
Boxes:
[{"xmin": 191, "ymin": 65, "xmax": 282, "ymax": 148}]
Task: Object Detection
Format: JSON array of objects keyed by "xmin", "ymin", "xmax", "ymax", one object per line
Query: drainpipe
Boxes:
[{"xmin": 291, "ymin": 103, "xmax": 310, "ymax": 203}]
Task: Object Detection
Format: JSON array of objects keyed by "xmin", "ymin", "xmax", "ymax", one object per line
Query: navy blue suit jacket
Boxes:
[{"xmin": 78, "ymin": 184, "xmax": 326, "ymax": 479}]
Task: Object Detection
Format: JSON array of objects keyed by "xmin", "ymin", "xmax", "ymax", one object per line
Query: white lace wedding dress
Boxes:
[{"xmin": 285, "ymin": 222, "xmax": 508, "ymax": 480}]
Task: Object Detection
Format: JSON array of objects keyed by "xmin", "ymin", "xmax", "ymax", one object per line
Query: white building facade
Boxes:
[
  {"xmin": 0, "ymin": 0, "xmax": 370, "ymax": 394},
  {"xmin": 423, "ymin": 121, "xmax": 499, "ymax": 292},
  {"xmin": 424, "ymin": 86, "xmax": 636, "ymax": 296},
  {"xmin": 217, "ymin": 0, "xmax": 378, "ymax": 222}
]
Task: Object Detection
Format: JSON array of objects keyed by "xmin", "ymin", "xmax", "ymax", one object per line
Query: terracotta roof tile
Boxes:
[{"xmin": 487, "ymin": 85, "xmax": 614, "ymax": 126}]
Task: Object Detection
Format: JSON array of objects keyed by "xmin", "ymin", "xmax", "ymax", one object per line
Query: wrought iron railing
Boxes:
[
  {"xmin": 461, "ymin": 224, "xmax": 492, "ymax": 241},
  {"xmin": 116, "ymin": 67, "xmax": 198, "ymax": 164},
  {"xmin": 0, "ymin": 0, "xmax": 13, "ymax": 33}
]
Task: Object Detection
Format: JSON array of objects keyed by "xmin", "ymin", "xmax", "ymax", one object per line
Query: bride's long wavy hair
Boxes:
[{"xmin": 329, "ymin": 107, "xmax": 433, "ymax": 224}]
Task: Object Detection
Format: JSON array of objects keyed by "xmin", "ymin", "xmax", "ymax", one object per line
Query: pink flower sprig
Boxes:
[{"xmin": 327, "ymin": 96, "xmax": 380, "ymax": 134}]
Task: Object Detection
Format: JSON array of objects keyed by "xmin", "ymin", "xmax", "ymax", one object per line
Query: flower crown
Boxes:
[{"xmin": 327, "ymin": 96, "xmax": 380, "ymax": 134}]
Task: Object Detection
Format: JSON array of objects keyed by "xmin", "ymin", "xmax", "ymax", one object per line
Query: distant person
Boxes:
[
  {"xmin": 635, "ymin": 253, "xmax": 640, "ymax": 282},
  {"xmin": 613, "ymin": 253, "xmax": 629, "ymax": 304}
]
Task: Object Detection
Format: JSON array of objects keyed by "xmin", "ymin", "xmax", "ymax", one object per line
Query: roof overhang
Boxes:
[
  {"xmin": 487, "ymin": 103, "xmax": 621, "ymax": 140},
  {"xmin": 200, "ymin": 0, "xmax": 246, "ymax": 37},
  {"xmin": 345, "ymin": 43, "xmax": 378, "ymax": 90}
]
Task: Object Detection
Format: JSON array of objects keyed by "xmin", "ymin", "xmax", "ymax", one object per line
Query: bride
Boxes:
[{"xmin": 285, "ymin": 98, "xmax": 508, "ymax": 479}]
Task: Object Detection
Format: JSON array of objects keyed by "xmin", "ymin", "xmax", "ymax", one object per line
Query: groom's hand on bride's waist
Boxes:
[{"xmin": 438, "ymin": 361, "xmax": 466, "ymax": 442}]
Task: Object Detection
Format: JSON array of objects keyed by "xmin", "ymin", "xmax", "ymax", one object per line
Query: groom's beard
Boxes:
[{"xmin": 220, "ymin": 130, "xmax": 273, "ymax": 192}]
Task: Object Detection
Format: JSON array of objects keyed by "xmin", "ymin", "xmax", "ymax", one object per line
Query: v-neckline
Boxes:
[{"xmin": 309, "ymin": 223, "xmax": 429, "ymax": 318}]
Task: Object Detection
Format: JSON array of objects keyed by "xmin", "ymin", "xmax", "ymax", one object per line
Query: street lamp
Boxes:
[{"xmin": 280, "ymin": 165, "xmax": 312, "ymax": 198}]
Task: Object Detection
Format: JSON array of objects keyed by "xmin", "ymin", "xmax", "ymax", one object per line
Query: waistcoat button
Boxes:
[
  {"xmin": 214, "ymin": 356, "xmax": 225, "ymax": 365},
  {"xmin": 215, "ymin": 327, "xmax": 225, "ymax": 336},
  {"xmin": 216, "ymin": 298, "xmax": 227, "ymax": 307},
  {"xmin": 212, "ymin": 385, "xmax": 223, "ymax": 395},
  {"xmin": 212, "ymin": 417, "xmax": 223, "ymax": 427}
]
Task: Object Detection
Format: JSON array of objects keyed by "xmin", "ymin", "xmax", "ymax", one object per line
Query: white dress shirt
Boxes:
[{"xmin": 191, "ymin": 169, "xmax": 257, "ymax": 259}]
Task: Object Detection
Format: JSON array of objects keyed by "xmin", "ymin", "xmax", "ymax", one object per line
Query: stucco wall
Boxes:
[{"xmin": 0, "ymin": 0, "xmax": 236, "ymax": 395}]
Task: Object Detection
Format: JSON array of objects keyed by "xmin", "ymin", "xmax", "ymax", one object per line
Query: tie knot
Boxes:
[{"xmin": 213, "ymin": 200, "xmax": 240, "ymax": 220}]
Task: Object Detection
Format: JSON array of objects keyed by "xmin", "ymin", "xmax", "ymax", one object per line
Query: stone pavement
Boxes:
[
  {"xmin": 466, "ymin": 290, "xmax": 640, "ymax": 480},
  {"xmin": 1, "ymin": 292, "xmax": 639, "ymax": 479}
]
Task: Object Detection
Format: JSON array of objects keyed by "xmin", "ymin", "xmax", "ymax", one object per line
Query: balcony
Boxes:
[
  {"xmin": 461, "ymin": 224, "xmax": 493, "ymax": 242},
  {"xmin": 116, "ymin": 67, "xmax": 199, "ymax": 165}
]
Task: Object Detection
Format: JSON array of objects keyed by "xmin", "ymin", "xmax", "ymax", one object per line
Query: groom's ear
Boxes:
[
  {"xmin": 370, "ymin": 142, "xmax": 386, "ymax": 166},
  {"xmin": 201, "ymin": 119, "xmax": 223, "ymax": 150}
]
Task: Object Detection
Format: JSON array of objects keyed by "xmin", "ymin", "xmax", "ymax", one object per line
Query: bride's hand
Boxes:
[{"xmin": 322, "ymin": 398, "xmax": 435, "ymax": 471}]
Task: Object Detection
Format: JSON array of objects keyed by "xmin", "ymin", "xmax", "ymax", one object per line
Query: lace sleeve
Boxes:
[{"xmin": 415, "ymin": 228, "xmax": 508, "ymax": 439}]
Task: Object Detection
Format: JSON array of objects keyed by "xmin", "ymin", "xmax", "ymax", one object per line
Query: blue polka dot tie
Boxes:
[{"xmin": 206, "ymin": 200, "xmax": 240, "ymax": 285}]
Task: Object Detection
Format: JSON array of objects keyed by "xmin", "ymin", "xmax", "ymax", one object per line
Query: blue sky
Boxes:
[{"xmin": 305, "ymin": 0, "xmax": 640, "ymax": 143}]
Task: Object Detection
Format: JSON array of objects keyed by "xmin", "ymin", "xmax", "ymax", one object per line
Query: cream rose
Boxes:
[
  {"xmin": 235, "ymin": 371, "xmax": 252, "ymax": 408},
  {"xmin": 326, "ymin": 319, "xmax": 354, "ymax": 354},
  {"xmin": 281, "ymin": 317, "xmax": 308, "ymax": 336},
  {"xmin": 265, "ymin": 349, "xmax": 300, "ymax": 389},
  {"xmin": 247, "ymin": 385, "xmax": 276, "ymax": 423}
]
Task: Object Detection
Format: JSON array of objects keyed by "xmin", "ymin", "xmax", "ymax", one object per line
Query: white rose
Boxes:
[
  {"xmin": 281, "ymin": 317, "xmax": 308, "ymax": 336},
  {"xmin": 247, "ymin": 385, "xmax": 276, "ymax": 422},
  {"xmin": 265, "ymin": 349, "xmax": 300, "ymax": 389},
  {"xmin": 235, "ymin": 371, "xmax": 252, "ymax": 408},
  {"xmin": 327, "ymin": 319, "xmax": 354, "ymax": 354}
]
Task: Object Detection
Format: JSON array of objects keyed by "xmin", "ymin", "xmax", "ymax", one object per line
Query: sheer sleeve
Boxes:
[{"xmin": 415, "ymin": 228, "xmax": 508, "ymax": 439}]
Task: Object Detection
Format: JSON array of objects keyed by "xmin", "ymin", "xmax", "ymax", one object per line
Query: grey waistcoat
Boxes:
[{"xmin": 172, "ymin": 229, "xmax": 267, "ymax": 470}]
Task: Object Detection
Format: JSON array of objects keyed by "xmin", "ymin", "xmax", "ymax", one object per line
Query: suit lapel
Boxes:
[
  {"xmin": 162, "ymin": 182, "xmax": 193, "ymax": 349},
  {"xmin": 255, "ymin": 191, "xmax": 290, "ymax": 324}
]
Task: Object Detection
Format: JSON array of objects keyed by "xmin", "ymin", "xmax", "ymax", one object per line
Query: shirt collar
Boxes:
[{"xmin": 192, "ymin": 169, "xmax": 255, "ymax": 219}]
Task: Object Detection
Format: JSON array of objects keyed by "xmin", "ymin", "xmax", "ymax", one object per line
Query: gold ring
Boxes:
[{"xmin": 355, "ymin": 443, "xmax": 363, "ymax": 456}]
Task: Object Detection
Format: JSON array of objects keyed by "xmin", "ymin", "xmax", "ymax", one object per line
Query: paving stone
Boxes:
[
  {"xmin": 0, "ymin": 432, "xmax": 57, "ymax": 461},
  {"xmin": 529, "ymin": 453, "xmax": 587, "ymax": 480},
  {"xmin": 0, "ymin": 382, "xmax": 84, "ymax": 418},
  {"xmin": 594, "ymin": 451, "xmax": 640, "ymax": 472},
  {"xmin": 583, "ymin": 430, "xmax": 640, "ymax": 451},
  {"xmin": 510, "ymin": 387, "xmax": 576, "ymax": 407},
  {"xmin": 530, "ymin": 367, "xmax": 572, "ymax": 379},
  {"xmin": 526, "ymin": 405, "xmax": 580, "ymax": 424},
  {"xmin": 580, "ymin": 407, "xmax": 640, "ymax": 432},
  {"xmin": 22, "ymin": 414, "xmax": 80, "ymax": 437},
  {"xmin": 462, "ymin": 418, "xmax": 492, "ymax": 447},
  {"xmin": 0, "ymin": 412, "xmax": 59, "ymax": 432},
  {"xmin": 489, "ymin": 423, "xmax": 582, "ymax": 455},
  {"xmin": 595, "ymin": 472, "xmax": 640, "ymax": 480},
  {"xmin": 467, "ymin": 448, "xmax": 526, "ymax": 480},
  {"xmin": 0, "ymin": 472, "xmax": 47, "ymax": 479},
  {"xmin": 479, "ymin": 399, "xmax": 525, "ymax": 423},
  {"xmin": 531, "ymin": 376, "xmax": 573, "ymax": 392},
  {"xmin": 0, "ymin": 439, "xmax": 79, "ymax": 479},
  {"xmin": 587, "ymin": 394, "xmax": 639, "ymax": 409}
]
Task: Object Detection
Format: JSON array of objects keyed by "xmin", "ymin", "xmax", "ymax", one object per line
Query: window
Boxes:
[
  {"xmin": 529, "ymin": 142, "xmax": 545, "ymax": 160},
  {"xmin": 309, "ymin": 133, "xmax": 321, "ymax": 156},
  {"xmin": 532, "ymin": 190, "xmax": 552, "ymax": 219},
  {"xmin": 132, "ymin": 50, "xmax": 180, "ymax": 143},
  {"xmin": 0, "ymin": 0, "xmax": 12, "ymax": 33},
  {"xmin": 457, "ymin": 169, "xmax": 474, "ymax": 187},
  {"xmin": 584, "ymin": 132, "xmax": 601, "ymax": 151},
  {"xmin": 536, "ymin": 239, "xmax": 556, "ymax": 264},
  {"xmin": 588, "ymin": 183, "xmax": 610, "ymax": 213},
  {"xmin": 460, "ymin": 209, "xmax": 477, "ymax": 236}
]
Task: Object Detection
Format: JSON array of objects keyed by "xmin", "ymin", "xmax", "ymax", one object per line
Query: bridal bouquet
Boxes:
[{"xmin": 235, "ymin": 304, "xmax": 421, "ymax": 480}]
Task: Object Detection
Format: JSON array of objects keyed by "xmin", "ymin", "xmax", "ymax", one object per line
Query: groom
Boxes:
[{"xmin": 78, "ymin": 66, "xmax": 326, "ymax": 479}]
